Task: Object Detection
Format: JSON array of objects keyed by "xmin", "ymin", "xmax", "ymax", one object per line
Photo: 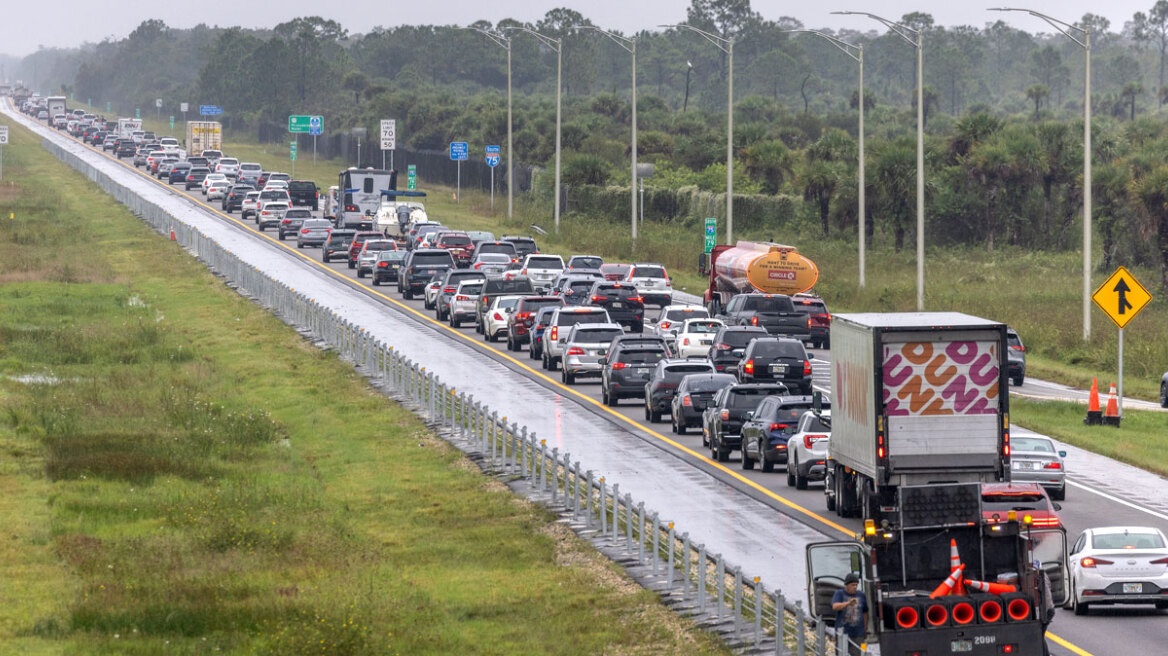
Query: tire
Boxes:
[
  {"xmin": 741, "ymin": 445, "xmax": 754, "ymax": 470},
  {"xmin": 1073, "ymin": 594, "xmax": 1088, "ymax": 616},
  {"xmin": 547, "ymin": 355, "xmax": 558, "ymax": 371},
  {"xmin": 795, "ymin": 463, "xmax": 809, "ymax": 490},
  {"xmin": 562, "ymin": 369, "xmax": 574, "ymax": 385},
  {"xmin": 348, "ymin": 260, "xmax": 355, "ymax": 270},
  {"xmin": 371, "ymin": 277, "xmax": 379, "ymax": 286},
  {"xmin": 673, "ymin": 416, "xmax": 686, "ymax": 435},
  {"xmin": 357, "ymin": 269, "xmax": 365, "ymax": 278},
  {"xmin": 761, "ymin": 447, "xmax": 775, "ymax": 473},
  {"xmin": 297, "ymin": 243, "xmax": 304, "ymax": 249},
  {"xmin": 257, "ymin": 224, "xmax": 264, "ymax": 232},
  {"xmin": 403, "ymin": 289, "xmax": 413, "ymax": 300},
  {"xmin": 644, "ymin": 405, "xmax": 652, "ymax": 421},
  {"xmin": 1161, "ymin": 383, "xmax": 1168, "ymax": 408},
  {"xmin": 529, "ymin": 343, "xmax": 539, "ymax": 360},
  {"xmin": 484, "ymin": 328, "xmax": 493, "ymax": 342},
  {"xmin": 541, "ymin": 353, "xmax": 550, "ymax": 371},
  {"xmin": 825, "ymin": 488, "xmax": 837, "ymax": 512},
  {"xmin": 649, "ymin": 409, "xmax": 661, "ymax": 423},
  {"xmin": 787, "ymin": 458, "xmax": 797, "ymax": 487},
  {"xmin": 1013, "ymin": 375, "xmax": 1024, "ymax": 387},
  {"xmin": 603, "ymin": 388, "xmax": 616, "ymax": 406},
  {"xmin": 450, "ymin": 316, "xmax": 460, "ymax": 328},
  {"xmin": 1050, "ymin": 486, "xmax": 1066, "ymax": 501},
  {"xmin": 1156, "ymin": 600, "xmax": 1168, "ymax": 610}
]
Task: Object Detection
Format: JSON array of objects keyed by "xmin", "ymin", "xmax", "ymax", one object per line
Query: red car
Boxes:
[
  {"xmin": 347, "ymin": 231, "xmax": 385, "ymax": 269},
  {"xmin": 506, "ymin": 296, "xmax": 564, "ymax": 351},
  {"xmin": 981, "ymin": 482, "xmax": 1062, "ymax": 528},
  {"xmin": 434, "ymin": 232, "xmax": 476, "ymax": 267}
]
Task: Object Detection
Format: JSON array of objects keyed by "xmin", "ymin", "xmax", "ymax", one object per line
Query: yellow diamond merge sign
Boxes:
[{"xmin": 1092, "ymin": 266, "xmax": 1152, "ymax": 329}]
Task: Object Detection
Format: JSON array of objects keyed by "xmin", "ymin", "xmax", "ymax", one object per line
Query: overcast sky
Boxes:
[{"xmin": 2, "ymin": 0, "xmax": 1155, "ymax": 57}]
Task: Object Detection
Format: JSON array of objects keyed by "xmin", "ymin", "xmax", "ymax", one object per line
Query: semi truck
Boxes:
[
  {"xmin": 186, "ymin": 121, "xmax": 222, "ymax": 156},
  {"xmin": 117, "ymin": 117, "xmax": 142, "ymax": 140},
  {"xmin": 806, "ymin": 482, "xmax": 1066, "ymax": 656},
  {"xmin": 699, "ymin": 241, "xmax": 819, "ymax": 314},
  {"xmin": 46, "ymin": 96, "xmax": 67, "ymax": 119},
  {"xmin": 824, "ymin": 312, "xmax": 1010, "ymax": 521}
]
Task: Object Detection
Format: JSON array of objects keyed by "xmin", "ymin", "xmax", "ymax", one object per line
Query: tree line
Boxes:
[{"xmin": 13, "ymin": 1, "xmax": 1168, "ymax": 287}]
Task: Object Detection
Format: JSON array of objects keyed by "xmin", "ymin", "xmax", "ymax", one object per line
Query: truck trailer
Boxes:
[
  {"xmin": 825, "ymin": 312, "xmax": 1009, "ymax": 521},
  {"xmin": 699, "ymin": 241, "xmax": 819, "ymax": 313},
  {"xmin": 186, "ymin": 121, "xmax": 222, "ymax": 156},
  {"xmin": 117, "ymin": 117, "xmax": 142, "ymax": 140}
]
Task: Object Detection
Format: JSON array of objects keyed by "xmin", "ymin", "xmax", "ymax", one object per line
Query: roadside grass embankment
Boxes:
[
  {"xmin": 0, "ymin": 118, "xmax": 730, "ymax": 654},
  {"xmin": 1011, "ymin": 399, "xmax": 1168, "ymax": 478}
]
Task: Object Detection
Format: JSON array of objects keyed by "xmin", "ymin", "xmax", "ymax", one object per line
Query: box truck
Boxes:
[{"xmin": 186, "ymin": 121, "xmax": 222, "ymax": 155}]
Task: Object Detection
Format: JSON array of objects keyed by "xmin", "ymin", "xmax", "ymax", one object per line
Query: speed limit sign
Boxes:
[{"xmin": 0, "ymin": 126, "xmax": 8, "ymax": 145}]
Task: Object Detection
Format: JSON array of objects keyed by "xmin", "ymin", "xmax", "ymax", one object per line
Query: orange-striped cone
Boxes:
[
  {"xmin": 964, "ymin": 578, "xmax": 1017, "ymax": 595},
  {"xmin": 1103, "ymin": 382, "xmax": 1121, "ymax": 427},
  {"xmin": 950, "ymin": 539, "xmax": 962, "ymax": 570},
  {"xmin": 1084, "ymin": 377, "xmax": 1102, "ymax": 425},
  {"xmin": 930, "ymin": 563, "xmax": 964, "ymax": 598},
  {"xmin": 169, "ymin": 225, "xmax": 176, "ymax": 241}
]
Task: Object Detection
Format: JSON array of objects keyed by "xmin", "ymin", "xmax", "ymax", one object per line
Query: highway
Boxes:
[{"xmin": 9, "ymin": 102, "xmax": 1168, "ymax": 656}]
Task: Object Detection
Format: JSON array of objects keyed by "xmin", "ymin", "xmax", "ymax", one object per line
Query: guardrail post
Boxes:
[
  {"xmin": 666, "ymin": 523, "xmax": 675, "ymax": 589},
  {"xmin": 624, "ymin": 494, "xmax": 633, "ymax": 549},
  {"xmin": 734, "ymin": 568, "xmax": 743, "ymax": 624},
  {"xmin": 715, "ymin": 556, "xmax": 725, "ymax": 620},
  {"xmin": 599, "ymin": 477, "xmax": 607, "ymax": 536},
  {"xmin": 775, "ymin": 590, "xmax": 786, "ymax": 656},
  {"xmin": 796, "ymin": 602, "xmax": 807, "ymax": 656},
  {"xmin": 754, "ymin": 579, "xmax": 762, "ymax": 647},
  {"xmin": 585, "ymin": 471, "xmax": 594, "ymax": 529},
  {"xmin": 815, "ymin": 618, "xmax": 826, "ymax": 656},
  {"xmin": 610, "ymin": 485, "xmax": 620, "ymax": 545},
  {"xmin": 637, "ymin": 502, "xmax": 646, "ymax": 563},
  {"xmin": 550, "ymin": 448, "xmax": 559, "ymax": 504},
  {"xmin": 698, "ymin": 545, "xmax": 707, "ymax": 612},
  {"xmin": 572, "ymin": 462, "xmax": 582, "ymax": 518},
  {"xmin": 681, "ymin": 532, "xmax": 691, "ymax": 597},
  {"xmin": 540, "ymin": 440, "xmax": 549, "ymax": 491},
  {"xmin": 651, "ymin": 513, "xmax": 661, "ymax": 574},
  {"xmin": 834, "ymin": 628, "xmax": 846, "ymax": 656}
]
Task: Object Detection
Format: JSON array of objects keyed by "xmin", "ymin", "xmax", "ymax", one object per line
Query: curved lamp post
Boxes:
[
  {"xmin": 505, "ymin": 26, "xmax": 563, "ymax": 233},
  {"xmin": 464, "ymin": 26, "xmax": 513, "ymax": 219}
]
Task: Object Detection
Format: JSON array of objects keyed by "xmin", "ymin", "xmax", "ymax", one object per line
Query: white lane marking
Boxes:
[{"xmin": 1066, "ymin": 479, "xmax": 1168, "ymax": 523}]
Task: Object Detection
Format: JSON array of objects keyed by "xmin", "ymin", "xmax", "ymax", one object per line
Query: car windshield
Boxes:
[
  {"xmin": 220, "ymin": 159, "xmax": 239, "ymax": 165},
  {"xmin": 522, "ymin": 299, "xmax": 562, "ymax": 311},
  {"xmin": 284, "ymin": 210, "xmax": 311, "ymax": 219},
  {"xmin": 411, "ymin": 253, "xmax": 454, "ymax": 266},
  {"xmin": 1092, "ymin": 532, "xmax": 1166, "ymax": 549},
  {"xmin": 304, "ymin": 220, "xmax": 331, "ymax": 229},
  {"xmin": 477, "ymin": 254, "xmax": 511, "ymax": 263},
  {"xmin": 769, "ymin": 408, "xmax": 809, "ymax": 429},
  {"xmin": 557, "ymin": 312, "xmax": 607, "ymax": 327},
  {"xmin": 795, "ymin": 299, "xmax": 828, "ymax": 314},
  {"xmin": 751, "ymin": 341, "xmax": 806, "ymax": 358},
  {"xmin": 478, "ymin": 243, "xmax": 517, "ymax": 255},
  {"xmin": 665, "ymin": 364, "xmax": 714, "ymax": 376},
  {"xmin": 440, "ymin": 235, "xmax": 472, "ymax": 246},
  {"xmin": 575, "ymin": 328, "xmax": 623, "ymax": 343},
  {"xmin": 527, "ymin": 256, "xmax": 563, "ymax": 269},
  {"xmin": 487, "ymin": 279, "xmax": 535, "ymax": 294},
  {"xmin": 494, "ymin": 297, "xmax": 521, "ymax": 310},
  {"xmin": 721, "ymin": 330, "xmax": 764, "ymax": 347},
  {"xmin": 1012, "ymin": 437, "xmax": 1055, "ymax": 453},
  {"xmin": 631, "ymin": 266, "xmax": 666, "ymax": 278},
  {"xmin": 594, "ymin": 286, "xmax": 638, "ymax": 299},
  {"xmin": 570, "ymin": 257, "xmax": 603, "ymax": 269},
  {"xmin": 1008, "ymin": 333, "xmax": 1024, "ymax": 349},
  {"xmin": 684, "ymin": 377, "xmax": 731, "ymax": 393},
  {"xmin": 568, "ymin": 280, "xmax": 595, "ymax": 292},
  {"xmin": 364, "ymin": 240, "xmax": 395, "ymax": 251},
  {"xmin": 982, "ymin": 492, "xmax": 1047, "ymax": 506},
  {"xmin": 619, "ymin": 350, "xmax": 667, "ymax": 365},
  {"xmin": 685, "ymin": 321, "xmax": 723, "ymax": 334},
  {"xmin": 666, "ymin": 308, "xmax": 707, "ymax": 321},
  {"xmin": 458, "ymin": 283, "xmax": 484, "ymax": 294},
  {"xmin": 742, "ymin": 296, "xmax": 794, "ymax": 313},
  {"xmin": 379, "ymin": 251, "xmax": 407, "ymax": 262},
  {"xmin": 728, "ymin": 390, "xmax": 776, "ymax": 408}
]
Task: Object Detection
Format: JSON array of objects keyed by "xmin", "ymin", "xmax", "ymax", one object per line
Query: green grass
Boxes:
[
  {"xmin": 0, "ymin": 116, "xmax": 730, "ymax": 654},
  {"xmin": 1012, "ymin": 399, "xmax": 1168, "ymax": 477}
]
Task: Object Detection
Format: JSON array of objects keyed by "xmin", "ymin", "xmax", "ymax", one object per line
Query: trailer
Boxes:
[
  {"xmin": 698, "ymin": 241, "xmax": 819, "ymax": 314},
  {"xmin": 185, "ymin": 121, "xmax": 222, "ymax": 156},
  {"xmin": 335, "ymin": 168, "xmax": 395, "ymax": 229}
]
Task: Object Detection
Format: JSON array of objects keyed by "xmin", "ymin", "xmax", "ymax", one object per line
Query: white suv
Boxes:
[
  {"xmin": 520, "ymin": 254, "xmax": 565, "ymax": 292},
  {"xmin": 626, "ymin": 263, "xmax": 673, "ymax": 306},
  {"xmin": 787, "ymin": 410, "xmax": 830, "ymax": 490},
  {"xmin": 674, "ymin": 318, "xmax": 725, "ymax": 359},
  {"xmin": 216, "ymin": 157, "xmax": 240, "ymax": 178}
]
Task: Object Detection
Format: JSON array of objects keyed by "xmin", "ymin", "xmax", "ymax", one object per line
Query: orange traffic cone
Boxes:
[
  {"xmin": 964, "ymin": 578, "xmax": 1017, "ymax": 595},
  {"xmin": 930, "ymin": 564, "xmax": 965, "ymax": 598},
  {"xmin": 169, "ymin": 225, "xmax": 176, "ymax": 241},
  {"xmin": 1103, "ymin": 382, "xmax": 1121, "ymax": 427},
  {"xmin": 950, "ymin": 539, "xmax": 962, "ymax": 570},
  {"xmin": 1084, "ymin": 377, "xmax": 1102, "ymax": 425}
]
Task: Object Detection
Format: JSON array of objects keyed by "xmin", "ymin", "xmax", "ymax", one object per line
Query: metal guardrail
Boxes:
[{"xmin": 40, "ymin": 134, "xmax": 863, "ymax": 656}]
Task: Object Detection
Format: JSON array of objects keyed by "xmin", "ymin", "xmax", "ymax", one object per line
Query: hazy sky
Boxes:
[{"xmin": 2, "ymin": 0, "xmax": 1155, "ymax": 57}]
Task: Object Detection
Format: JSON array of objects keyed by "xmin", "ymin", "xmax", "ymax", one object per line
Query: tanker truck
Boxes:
[{"xmin": 698, "ymin": 242, "xmax": 820, "ymax": 337}]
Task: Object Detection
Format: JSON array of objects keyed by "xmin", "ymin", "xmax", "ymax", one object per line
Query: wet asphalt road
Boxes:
[{"xmin": 10, "ymin": 101, "xmax": 1168, "ymax": 656}]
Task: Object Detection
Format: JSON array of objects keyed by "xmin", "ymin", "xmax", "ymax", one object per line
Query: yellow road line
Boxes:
[{"xmin": 48, "ymin": 115, "xmax": 1092, "ymax": 656}]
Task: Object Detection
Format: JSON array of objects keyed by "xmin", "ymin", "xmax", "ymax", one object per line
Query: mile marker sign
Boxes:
[{"xmin": 1092, "ymin": 266, "xmax": 1152, "ymax": 329}]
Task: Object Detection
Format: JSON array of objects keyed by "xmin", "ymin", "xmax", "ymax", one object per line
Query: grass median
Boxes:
[{"xmin": 0, "ymin": 119, "xmax": 730, "ymax": 654}]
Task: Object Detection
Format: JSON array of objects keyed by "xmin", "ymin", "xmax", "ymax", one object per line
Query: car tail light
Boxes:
[
  {"xmin": 1010, "ymin": 345, "xmax": 1026, "ymax": 351},
  {"xmin": 1080, "ymin": 557, "xmax": 1113, "ymax": 568},
  {"xmin": 803, "ymin": 360, "xmax": 812, "ymax": 376},
  {"xmin": 682, "ymin": 395, "xmax": 692, "ymax": 406},
  {"xmin": 443, "ymin": 286, "xmax": 456, "ymax": 293},
  {"xmin": 1150, "ymin": 557, "xmax": 1168, "ymax": 565},
  {"xmin": 660, "ymin": 321, "xmax": 671, "ymax": 330},
  {"xmin": 455, "ymin": 295, "xmax": 469, "ymax": 301},
  {"xmin": 682, "ymin": 338, "xmax": 690, "ymax": 345},
  {"xmin": 517, "ymin": 312, "xmax": 531, "ymax": 320},
  {"xmin": 629, "ymin": 296, "xmax": 643, "ymax": 303},
  {"xmin": 714, "ymin": 343, "xmax": 731, "ymax": 351},
  {"xmin": 591, "ymin": 295, "xmax": 602, "ymax": 302},
  {"xmin": 550, "ymin": 327, "xmax": 558, "ymax": 341},
  {"xmin": 750, "ymin": 316, "xmax": 759, "ymax": 326},
  {"xmin": 301, "ymin": 228, "xmax": 310, "ymax": 234},
  {"xmin": 493, "ymin": 312, "xmax": 504, "ymax": 321},
  {"xmin": 611, "ymin": 362, "xmax": 627, "ymax": 370},
  {"xmin": 567, "ymin": 347, "xmax": 584, "ymax": 356},
  {"xmin": 743, "ymin": 359, "xmax": 754, "ymax": 375},
  {"xmin": 804, "ymin": 433, "xmax": 827, "ymax": 448},
  {"xmin": 768, "ymin": 423, "xmax": 786, "ymax": 432},
  {"xmin": 720, "ymin": 409, "xmax": 730, "ymax": 420},
  {"xmin": 1030, "ymin": 517, "xmax": 1061, "ymax": 527},
  {"xmin": 1043, "ymin": 461, "xmax": 1062, "ymax": 469},
  {"xmin": 378, "ymin": 262, "xmax": 389, "ymax": 268}
]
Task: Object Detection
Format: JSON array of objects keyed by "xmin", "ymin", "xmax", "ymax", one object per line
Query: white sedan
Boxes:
[
  {"xmin": 482, "ymin": 295, "xmax": 523, "ymax": 342},
  {"xmin": 206, "ymin": 180, "xmax": 231, "ymax": 201},
  {"xmin": 674, "ymin": 318, "xmax": 725, "ymax": 359},
  {"xmin": 1070, "ymin": 526, "xmax": 1168, "ymax": 615},
  {"xmin": 202, "ymin": 172, "xmax": 228, "ymax": 195},
  {"xmin": 650, "ymin": 304, "xmax": 710, "ymax": 340}
]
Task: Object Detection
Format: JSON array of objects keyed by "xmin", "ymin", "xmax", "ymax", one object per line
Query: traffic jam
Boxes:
[{"xmin": 23, "ymin": 95, "xmax": 1168, "ymax": 656}]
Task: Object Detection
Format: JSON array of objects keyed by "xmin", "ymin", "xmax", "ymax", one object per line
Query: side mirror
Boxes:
[
  {"xmin": 599, "ymin": 358, "xmax": 607, "ymax": 366},
  {"xmin": 1058, "ymin": 451, "xmax": 1067, "ymax": 457},
  {"xmin": 812, "ymin": 390, "xmax": 823, "ymax": 413},
  {"xmin": 743, "ymin": 411, "xmax": 754, "ymax": 421},
  {"xmin": 1052, "ymin": 502, "xmax": 1062, "ymax": 512}
]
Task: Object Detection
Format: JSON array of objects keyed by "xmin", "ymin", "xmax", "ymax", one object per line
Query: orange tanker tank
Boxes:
[{"xmin": 710, "ymin": 241, "xmax": 819, "ymax": 299}]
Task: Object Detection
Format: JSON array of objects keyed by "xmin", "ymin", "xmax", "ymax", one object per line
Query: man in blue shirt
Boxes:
[{"xmin": 831, "ymin": 572, "xmax": 868, "ymax": 655}]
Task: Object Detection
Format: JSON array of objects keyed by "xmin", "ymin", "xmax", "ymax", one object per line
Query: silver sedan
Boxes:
[{"xmin": 1009, "ymin": 434, "xmax": 1066, "ymax": 500}]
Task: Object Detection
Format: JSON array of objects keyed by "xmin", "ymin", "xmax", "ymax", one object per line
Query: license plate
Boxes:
[
  {"xmin": 1013, "ymin": 461, "xmax": 1037, "ymax": 470},
  {"xmin": 771, "ymin": 363, "xmax": 788, "ymax": 374},
  {"xmin": 950, "ymin": 639, "xmax": 972, "ymax": 652},
  {"xmin": 612, "ymin": 302, "xmax": 623, "ymax": 308},
  {"xmin": 1124, "ymin": 583, "xmax": 1143, "ymax": 594},
  {"xmin": 637, "ymin": 367, "xmax": 649, "ymax": 374}
]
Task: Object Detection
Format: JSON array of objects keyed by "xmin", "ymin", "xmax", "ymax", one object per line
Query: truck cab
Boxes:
[{"xmin": 806, "ymin": 483, "xmax": 1067, "ymax": 655}]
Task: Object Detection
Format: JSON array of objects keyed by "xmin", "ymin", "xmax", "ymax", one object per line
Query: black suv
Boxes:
[
  {"xmin": 703, "ymin": 383, "xmax": 787, "ymax": 462},
  {"xmin": 708, "ymin": 325, "xmax": 768, "ymax": 373},
  {"xmin": 115, "ymin": 139, "xmax": 137, "ymax": 158},
  {"xmin": 321, "ymin": 229, "xmax": 357, "ymax": 264},
  {"xmin": 670, "ymin": 373, "xmax": 737, "ymax": 435},
  {"xmin": 600, "ymin": 347, "xmax": 669, "ymax": 406},
  {"xmin": 644, "ymin": 359, "xmax": 716, "ymax": 423},
  {"xmin": 222, "ymin": 184, "xmax": 255, "ymax": 213},
  {"xmin": 736, "ymin": 337, "xmax": 812, "ymax": 394},
  {"xmin": 1007, "ymin": 328, "xmax": 1026, "ymax": 386},
  {"xmin": 792, "ymin": 293, "xmax": 832, "ymax": 349},
  {"xmin": 288, "ymin": 180, "xmax": 319, "ymax": 209},
  {"xmin": 399, "ymin": 249, "xmax": 456, "ymax": 299},
  {"xmin": 587, "ymin": 281, "xmax": 645, "ymax": 332},
  {"xmin": 740, "ymin": 395, "xmax": 821, "ymax": 473},
  {"xmin": 501, "ymin": 235, "xmax": 539, "ymax": 258}
]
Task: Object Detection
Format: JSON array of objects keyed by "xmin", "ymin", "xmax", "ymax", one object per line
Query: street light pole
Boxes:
[
  {"xmin": 788, "ymin": 30, "xmax": 866, "ymax": 288},
  {"xmin": 465, "ymin": 26, "xmax": 514, "ymax": 219},
  {"xmin": 506, "ymin": 27, "xmax": 564, "ymax": 233},
  {"xmin": 991, "ymin": 7, "xmax": 1092, "ymax": 341},
  {"xmin": 662, "ymin": 24, "xmax": 736, "ymax": 244},
  {"xmin": 575, "ymin": 26, "xmax": 638, "ymax": 241},
  {"xmin": 835, "ymin": 12, "xmax": 923, "ymax": 307}
]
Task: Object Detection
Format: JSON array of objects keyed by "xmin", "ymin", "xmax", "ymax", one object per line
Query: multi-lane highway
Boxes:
[{"xmin": 9, "ymin": 101, "xmax": 1168, "ymax": 656}]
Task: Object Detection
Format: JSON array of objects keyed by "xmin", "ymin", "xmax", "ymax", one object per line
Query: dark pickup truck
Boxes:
[{"xmin": 715, "ymin": 293, "xmax": 811, "ymax": 342}]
